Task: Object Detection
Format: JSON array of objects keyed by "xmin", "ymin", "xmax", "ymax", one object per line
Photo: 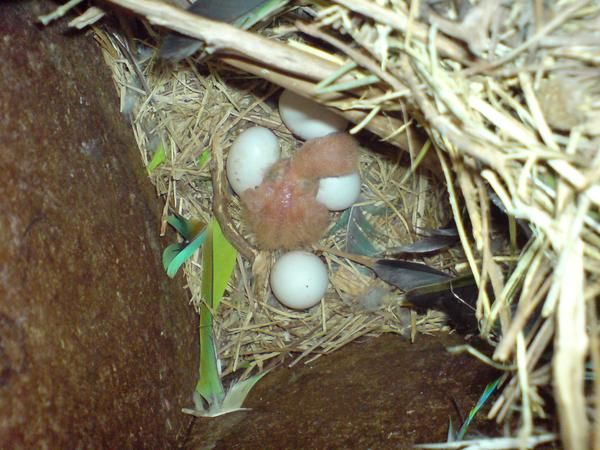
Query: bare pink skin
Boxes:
[
  {"xmin": 242, "ymin": 159, "xmax": 330, "ymax": 249},
  {"xmin": 291, "ymin": 133, "xmax": 360, "ymax": 180},
  {"xmin": 241, "ymin": 133, "xmax": 360, "ymax": 250}
]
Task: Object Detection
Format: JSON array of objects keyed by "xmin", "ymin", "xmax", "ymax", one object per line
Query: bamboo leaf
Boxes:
[
  {"xmin": 385, "ymin": 225, "xmax": 459, "ymax": 255},
  {"xmin": 447, "ymin": 416, "xmax": 455, "ymax": 442},
  {"xmin": 233, "ymin": 0, "xmax": 290, "ymax": 29},
  {"xmin": 220, "ymin": 371, "xmax": 270, "ymax": 414},
  {"xmin": 160, "ymin": 0, "xmax": 289, "ymax": 61},
  {"xmin": 166, "ymin": 213, "xmax": 189, "ymax": 237},
  {"xmin": 147, "ymin": 142, "xmax": 166, "ymax": 174},
  {"xmin": 162, "ymin": 215, "xmax": 208, "ymax": 278},
  {"xmin": 167, "ymin": 213, "xmax": 205, "ymax": 241},
  {"xmin": 165, "ymin": 229, "xmax": 207, "ymax": 278},
  {"xmin": 162, "ymin": 214, "xmax": 208, "ymax": 278},
  {"xmin": 202, "ymin": 218, "xmax": 238, "ymax": 311},
  {"xmin": 184, "ymin": 371, "xmax": 270, "ymax": 418},
  {"xmin": 329, "ymin": 204, "xmax": 386, "ymax": 257},
  {"xmin": 196, "ymin": 218, "xmax": 238, "ymax": 406},
  {"xmin": 346, "ymin": 207, "xmax": 382, "ymax": 256},
  {"xmin": 162, "ymin": 242, "xmax": 185, "ymax": 272},
  {"xmin": 197, "ymin": 148, "xmax": 211, "ymax": 168},
  {"xmin": 339, "ymin": 205, "xmax": 382, "ymax": 256},
  {"xmin": 456, "ymin": 377, "xmax": 501, "ymax": 440}
]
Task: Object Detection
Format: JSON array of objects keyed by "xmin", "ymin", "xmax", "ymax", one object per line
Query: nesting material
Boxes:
[
  {"xmin": 93, "ymin": 0, "xmax": 600, "ymax": 448},
  {"xmin": 95, "ymin": 30, "xmax": 449, "ymax": 377}
]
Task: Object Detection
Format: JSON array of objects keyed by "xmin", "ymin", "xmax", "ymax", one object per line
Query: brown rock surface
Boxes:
[
  {"xmin": 0, "ymin": 2, "xmax": 197, "ymax": 448},
  {"xmin": 187, "ymin": 334, "xmax": 498, "ymax": 449}
]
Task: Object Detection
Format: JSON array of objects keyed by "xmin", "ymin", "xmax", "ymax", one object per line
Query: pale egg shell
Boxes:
[
  {"xmin": 316, "ymin": 172, "xmax": 362, "ymax": 211},
  {"xmin": 226, "ymin": 126, "xmax": 280, "ymax": 195},
  {"xmin": 278, "ymin": 89, "xmax": 348, "ymax": 140},
  {"xmin": 270, "ymin": 251, "xmax": 329, "ymax": 310}
]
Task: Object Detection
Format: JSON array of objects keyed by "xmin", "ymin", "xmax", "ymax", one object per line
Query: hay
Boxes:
[
  {"xmin": 90, "ymin": 0, "xmax": 599, "ymax": 448},
  {"xmin": 95, "ymin": 15, "xmax": 451, "ymax": 374}
]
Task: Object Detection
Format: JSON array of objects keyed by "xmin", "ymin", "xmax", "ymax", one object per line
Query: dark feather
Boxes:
[
  {"xmin": 385, "ymin": 233, "xmax": 459, "ymax": 255},
  {"xmin": 372, "ymin": 259, "xmax": 450, "ymax": 291},
  {"xmin": 159, "ymin": 0, "xmax": 272, "ymax": 61},
  {"xmin": 384, "ymin": 225, "xmax": 459, "ymax": 256},
  {"xmin": 405, "ymin": 274, "xmax": 481, "ymax": 333}
]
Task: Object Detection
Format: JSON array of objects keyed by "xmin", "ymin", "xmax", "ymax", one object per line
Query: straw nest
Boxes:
[{"xmin": 86, "ymin": 0, "xmax": 599, "ymax": 448}]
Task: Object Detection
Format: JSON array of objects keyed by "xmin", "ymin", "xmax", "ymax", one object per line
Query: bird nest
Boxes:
[
  {"xmin": 97, "ymin": 43, "xmax": 452, "ymax": 356},
  {"xmin": 79, "ymin": 0, "xmax": 600, "ymax": 448}
]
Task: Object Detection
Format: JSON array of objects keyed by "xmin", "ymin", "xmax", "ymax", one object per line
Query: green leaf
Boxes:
[
  {"xmin": 196, "ymin": 218, "xmax": 238, "ymax": 406},
  {"xmin": 447, "ymin": 416, "xmax": 455, "ymax": 442},
  {"xmin": 328, "ymin": 204, "xmax": 386, "ymax": 257},
  {"xmin": 314, "ymin": 74, "xmax": 380, "ymax": 94},
  {"xmin": 166, "ymin": 214, "xmax": 189, "ymax": 238},
  {"xmin": 147, "ymin": 142, "xmax": 166, "ymax": 174},
  {"xmin": 165, "ymin": 229, "xmax": 208, "ymax": 278},
  {"xmin": 167, "ymin": 213, "xmax": 205, "ymax": 241},
  {"xmin": 162, "ymin": 242, "xmax": 185, "ymax": 272},
  {"xmin": 346, "ymin": 207, "xmax": 381, "ymax": 256},
  {"xmin": 328, "ymin": 208, "xmax": 351, "ymax": 235},
  {"xmin": 184, "ymin": 370, "xmax": 270, "ymax": 417},
  {"xmin": 233, "ymin": 0, "xmax": 290, "ymax": 29},
  {"xmin": 162, "ymin": 214, "xmax": 208, "ymax": 278},
  {"xmin": 220, "ymin": 372, "xmax": 268, "ymax": 411},
  {"xmin": 208, "ymin": 219, "xmax": 238, "ymax": 310},
  {"xmin": 373, "ymin": 259, "xmax": 450, "ymax": 291},
  {"xmin": 197, "ymin": 148, "xmax": 211, "ymax": 169},
  {"xmin": 456, "ymin": 377, "xmax": 501, "ymax": 440},
  {"xmin": 196, "ymin": 310, "xmax": 224, "ymax": 408},
  {"xmin": 199, "ymin": 218, "xmax": 238, "ymax": 310}
]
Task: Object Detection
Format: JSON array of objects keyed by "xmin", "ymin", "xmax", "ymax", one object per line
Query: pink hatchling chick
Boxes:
[
  {"xmin": 242, "ymin": 159, "xmax": 330, "ymax": 250},
  {"xmin": 241, "ymin": 132, "xmax": 360, "ymax": 250},
  {"xmin": 291, "ymin": 132, "xmax": 360, "ymax": 180}
]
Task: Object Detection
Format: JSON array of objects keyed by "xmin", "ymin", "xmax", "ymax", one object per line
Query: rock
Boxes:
[
  {"xmin": 188, "ymin": 334, "xmax": 498, "ymax": 449},
  {"xmin": 0, "ymin": 2, "xmax": 197, "ymax": 447}
]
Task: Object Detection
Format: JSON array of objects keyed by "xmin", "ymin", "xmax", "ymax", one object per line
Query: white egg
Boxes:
[
  {"xmin": 278, "ymin": 89, "xmax": 348, "ymax": 140},
  {"xmin": 226, "ymin": 126, "xmax": 280, "ymax": 195},
  {"xmin": 316, "ymin": 172, "xmax": 362, "ymax": 211},
  {"xmin": 270, "ymin": 251, "xmax": 329, "ymax": 310}
]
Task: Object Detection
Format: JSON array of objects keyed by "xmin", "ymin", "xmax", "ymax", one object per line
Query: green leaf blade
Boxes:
[
  {"xmin": 210, "ymin": 220, "xmax": 238, "ymax": 310},
  {"xmin": 147, "ymin": 142, "xmax": 166, "ymax": 174},
  {"xmin": 165, "ymin": 228, "xmax": 208, "ymax": 278},
  {"xmin": 196, "ymin": 218, "xmax": 238, "ymax": 408},
  {"xmin": 162, "ymin": 242, "xmax": 185, "ymax": 274}
]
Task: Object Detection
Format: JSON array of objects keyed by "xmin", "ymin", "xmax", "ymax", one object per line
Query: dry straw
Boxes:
[{"xmin": 89, "ymin": 0, "xmax": 599, "ymax": 448}]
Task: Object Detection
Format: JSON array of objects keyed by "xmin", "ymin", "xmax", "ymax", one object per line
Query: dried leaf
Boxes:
[
  {"xmin": 373, "ymin": 259, "xmax": 450, "ymax": 291},
  {"xmin": 405, "ymin": 274, "xmax": 480, "ymax": 333}
]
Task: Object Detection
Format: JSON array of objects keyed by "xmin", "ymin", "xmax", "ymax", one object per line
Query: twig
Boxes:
[
  {"xmin": 210, "ymin": 133, "xmax": 257, "ymax": 263},
  {"xmin": 220, "ymin": 56, "xmax": 417, "ymax": 153},
  {"xmin": 296, "ymin": 22, "xmax": 407, "ymax": 92},
  {"xmin": 105, "ymin": 0, "xmax": 341, "ymax": 81},
  {"xmin": 446, "ymin": 345, "xmax": 515, "ymax": 371},
  {"xmin": 38, "ymin": 0, "xmax": 84, "ymax": 25}
]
